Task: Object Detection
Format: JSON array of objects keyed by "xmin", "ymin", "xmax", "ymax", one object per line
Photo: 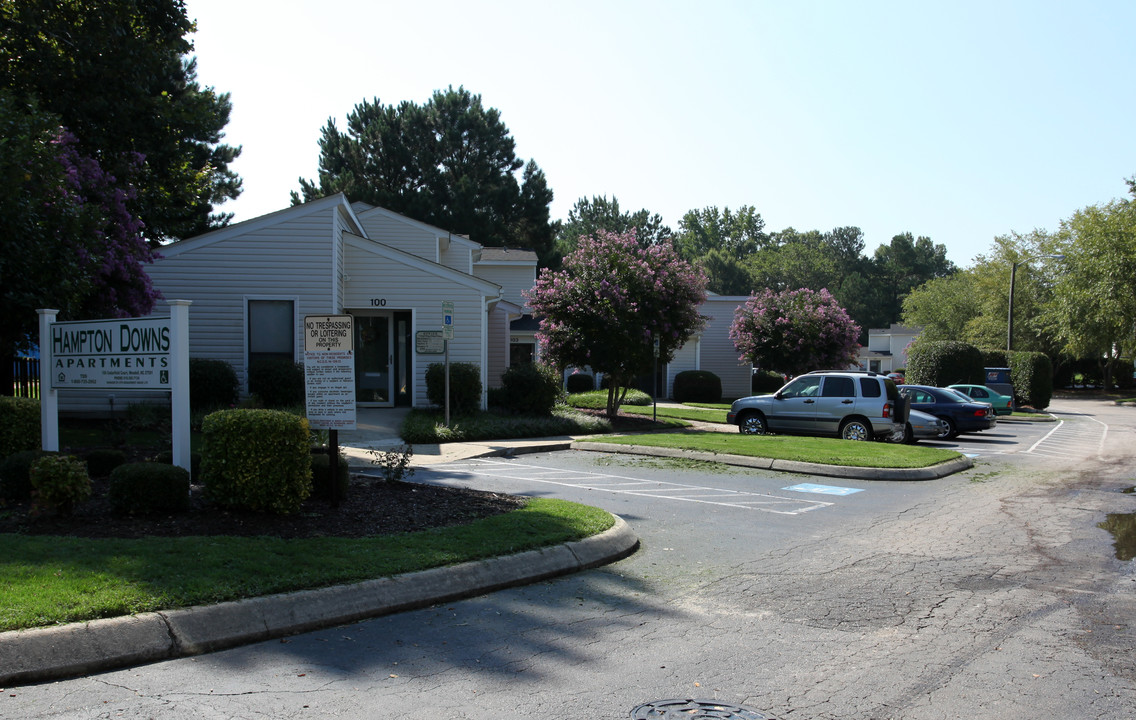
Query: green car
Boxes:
[{"xmin": 948, "ymin": 384, "xmax": 1014, "ymax": 416}]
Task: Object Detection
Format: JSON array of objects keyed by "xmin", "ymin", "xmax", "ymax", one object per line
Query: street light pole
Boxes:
[{"xmin": 1007, "ymin": 254, "xmax": 1064, "ymax": 352}]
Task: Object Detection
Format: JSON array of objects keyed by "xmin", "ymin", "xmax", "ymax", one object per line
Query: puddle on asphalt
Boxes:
[{"xmin": 1099, "ymin": 512, "xmax": 1136, "ymax": 561}]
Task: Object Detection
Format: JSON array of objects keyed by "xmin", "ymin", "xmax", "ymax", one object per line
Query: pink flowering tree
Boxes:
[
  {"xmin": 525, "ymin": 230, "xmax": 707, "ymax": 418},
  {"xmin": 729, "ymin": 288, "xmax": 861, "ymax": 376},
  {"xmin": 1, "ymin": 96, "xmax": 160, "ymax": 392}
]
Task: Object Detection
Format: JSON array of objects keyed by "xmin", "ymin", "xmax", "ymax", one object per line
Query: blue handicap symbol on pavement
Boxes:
[{"xmin": 783, "ymin": 483, "xmax": 864, "ymax": 496}]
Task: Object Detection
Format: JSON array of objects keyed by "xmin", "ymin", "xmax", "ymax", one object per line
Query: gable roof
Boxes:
[
  {"xmin": 343, "ymin": 233, "xmax": 501, "ymax": 296},
  {"xmin": 353, "ymin": 204, "xmax": 482, "ymax": 251},
  {"xmin": 475, "ymin": 247, "xmax": 537, "ymax": 265},
  {"xmin": 157, "ymin": 193, "xmax": 364, "ymax": 258}
]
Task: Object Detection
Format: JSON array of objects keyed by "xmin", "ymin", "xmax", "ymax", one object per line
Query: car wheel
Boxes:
[
  {"xmin": 902, "ymin": 423, "xmax": 915, "ymax": 444},
  {"xmin": 840, "ymin": 418, "xmax": 871, "ymax": 441},
  {"xmin": 738, "ymin": 412, "xmax": 767, "ymax": 435},
  {"xmin": 938, "ymin": 417, "xmax": 957, "ymax": 439}
]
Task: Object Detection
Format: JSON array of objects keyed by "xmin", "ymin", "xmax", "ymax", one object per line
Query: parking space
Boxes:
[{"xmin": 426, "ymin": 458, "xmax": 837, "ymax": 515}]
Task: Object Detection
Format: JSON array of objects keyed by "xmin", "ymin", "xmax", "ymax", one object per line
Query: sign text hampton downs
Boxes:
[{"xmin": 50, "ymin": 317, "xmax": 171, "ymax": 389}]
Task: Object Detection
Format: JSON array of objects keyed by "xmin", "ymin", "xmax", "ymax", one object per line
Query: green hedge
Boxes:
[
  {"xmin": 0, "ymin": 396, "xmax": 39, "ymax": 459},
  {"xmin": 565, "ymin": 372, "xmax": 595, "ymax": 394},
  {"xmin": 425, "ymin": 362, "xmax": 482, "ymax": 414},
  {"xmin": 497, "ymin": 363, "xmax": 562, "ymax": 415},
  {"xmin": 1009, "ymin": 351, "xmax": 1053, "ymax": 409},
  {"xmin": 752, "ymin": 370, "xmax": 785, "ymax": 394},
  {"xmin": 190, "ymin": 358, "xmax": 239, "ymax": 411},
  {"xmin": 906, "ymin": 340, "xmax": 985, "ymax": 387},
  {"xmin": 201, "ymin": 408, "xmax": 312, "ymax": 514},
  {"xmin": 248, "ymin": 358, "xmax": 305, "ymax": 408},
  {"xmin": 673, "ymin": 370, "xmax": 722, "ymax": 403},
  {"xmin": 108, "ymin": 462, "xmax": 191, "ymax": 515}
]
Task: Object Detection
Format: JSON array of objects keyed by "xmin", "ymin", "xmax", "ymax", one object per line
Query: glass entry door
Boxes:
[{"xmin": 354, "ymin": 314, "xmax": 393, "ymax": 406}]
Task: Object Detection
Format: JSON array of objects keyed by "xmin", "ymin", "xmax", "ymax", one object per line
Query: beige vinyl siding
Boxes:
[
  {"xmin": 355, "ymin": 209, "xmax": 440, "ymax": 261},
  {"xmin": 697, "ymin": 299, "xmax": 751, "ymax": 400},
  {"xmin": 666, "ymin": 341, "xmax": 700, "ymax": 398},
  {"xmin": 439, "ymin": 242, "xmax": 475, "ymax": 274},
  {"xmin": 474, "ymin": 264, "xmax": 536, "ymax": 308},
  {"xmin": 343, "ymin": 244, "xmax": 490, "ymax": 407},
  {"xmin": 144, "ymin": 204, "xmax": 340, "ymax": 392},
  {"xmin": 486, "ymin": 306, "xmax": 515, "ymax": 388}
]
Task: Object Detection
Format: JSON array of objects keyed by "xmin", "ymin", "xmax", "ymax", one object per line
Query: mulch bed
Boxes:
[{"xmin": 0, "ymin": 476, "xmax": 525, "ymax": 540}]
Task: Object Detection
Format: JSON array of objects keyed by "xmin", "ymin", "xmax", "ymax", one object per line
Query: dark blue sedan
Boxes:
[{"xmin": 897, "ymin": 385, "xmax": 997, "ymax": 439}]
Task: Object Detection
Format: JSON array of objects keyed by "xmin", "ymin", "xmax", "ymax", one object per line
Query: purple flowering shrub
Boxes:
[
  {"xmin": 729, "ymin": 287, "xmax": 861, "ymax": 377},
  {"xmin": 524, "ymin": 230, "xmax": 707, "ymax": 417}
]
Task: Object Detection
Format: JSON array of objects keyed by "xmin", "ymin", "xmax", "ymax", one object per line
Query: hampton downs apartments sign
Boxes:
[{"xmin": 49, "ymin": 316, "xmax": 172, "ymax": 389}]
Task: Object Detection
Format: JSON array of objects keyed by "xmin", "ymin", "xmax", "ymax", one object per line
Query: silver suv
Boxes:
[{"xmin": 727, "ymin": 370, "xmax": 907, "ymax": 441}]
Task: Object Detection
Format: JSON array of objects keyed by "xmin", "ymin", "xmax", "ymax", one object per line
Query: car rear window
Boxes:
[
  {"xmin": 883, "ymin": 378, "xmax": 900, "ymax": 401},
  {"xmin": 860, "ymin": 378, "xmax": 882, "ymax": 398}
]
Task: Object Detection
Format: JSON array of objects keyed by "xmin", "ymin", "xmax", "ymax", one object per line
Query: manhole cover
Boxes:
[{"xmin": 630, "ymin": 698, "xmax": 776, "ymax": 719}]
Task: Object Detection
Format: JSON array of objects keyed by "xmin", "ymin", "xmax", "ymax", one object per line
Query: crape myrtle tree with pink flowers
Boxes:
[
  {"xmin": 525, "ymin": 230, "xmax": 708, "ymax": 418},
  {"xmin": 729, "ymin": 287, "xmax": 861, "ymax": 378},
  {"xmin": 0, "ymin": 95, "xmax": 160, "ymax": 394}
]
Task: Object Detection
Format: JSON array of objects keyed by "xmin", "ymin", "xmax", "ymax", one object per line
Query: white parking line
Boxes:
[
  {"xmin": 438, "ymin": 458, "xmax": 835, "ymax": 515},
  {"xmin": 1027, "ymin": 414, "xmax": 1109, "ymax": 459}
]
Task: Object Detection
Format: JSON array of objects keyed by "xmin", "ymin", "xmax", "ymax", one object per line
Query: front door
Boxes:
[{"xmin": 355, "ymin": 314, "xmax": 393, "ymax": 406}]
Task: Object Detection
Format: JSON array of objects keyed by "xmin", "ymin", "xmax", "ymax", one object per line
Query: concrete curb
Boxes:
[
  {"xmin": 570, "ymin": 441, "xmax": 973, "ymax": 480},
  {"xmin": 0, "ymin": 515, "xmax": 638, "ymax": 686}
]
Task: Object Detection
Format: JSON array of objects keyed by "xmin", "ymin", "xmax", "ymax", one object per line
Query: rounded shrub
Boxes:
[
  {"xmin": 498, "ymin": 363, "xmax": 562, "ymax": 415},
  {"xmin": 201, "ymin": 408, "xmax": 312, "ymax": 514},
  {"xmin": 752, "ymin": 370, "xmax": 785, "ymax": 394},
  {"xmin": 108, "ymin": 462, "xmax": 190, "ymax": 515},
  {"xmin": 906, "ymin": 340, "xmax": 984, "ymax": 387},
  {"xmin": 190, "ymin": 358, "xmax": 239, "ymax": 411},
  {"xmin": 310, "ymin": 447, "xmax": 350, "ymax": 500},
  {"xmin": 425, "ymin": 362, "xmax": 482, "ymax": 415},
  {"xmin": 565, "ymin": 372, "xmax": 595, "ymax": 394},
  {"xmin": 0, "ymin": 396, "xmax": 40, "ymax": 459},
  {"xmin": 0, "ymin": 449, "xmax": 58, "ymax": 503},
  {"xmin": 151, "ymin": 450, "xmax": 203, "ymax": 483},
  {"xmin": 83, "ymin": 448, "xmax": 127, "ymax": 479},
  {"xmin": 673, "ymin": 370, "xmax": 722, "ymax": 403},
  {"xmin": 30, "ymin": 454, "xmax": 91, "ymax": 517},
  {"xmin": 248, "ymin": 357, "xmax": 305, "ymax": 408}
]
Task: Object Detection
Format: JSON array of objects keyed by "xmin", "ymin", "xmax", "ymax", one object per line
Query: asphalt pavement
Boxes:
[{"xmin": 0, "ymin": 405, "xmax": 975, "ymax": 686}]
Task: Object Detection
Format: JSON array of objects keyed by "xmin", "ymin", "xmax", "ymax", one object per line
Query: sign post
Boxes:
[
  {"xmin": 442, "ymin": 301, "xmax": 454, "ymax": 427},
  {"xmin": 37, "ymin": 302, "xmax": 192, "ymax": 473},
  {"xmin": 303, "ymin": 315, "xmax": 356, "ymax": 507}
]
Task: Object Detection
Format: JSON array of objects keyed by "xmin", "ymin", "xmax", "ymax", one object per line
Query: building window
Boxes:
[
  {"xmin": 509, "ymin": 342, "xmax": 535, "ymax": 367},
  {"xmin": 248, "ymin": 299, "xmax": 295, "ymax": 364}
]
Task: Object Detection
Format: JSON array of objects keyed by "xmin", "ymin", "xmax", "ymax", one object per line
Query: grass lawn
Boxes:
[
  {"xmin": 587, "ymin": 430, "xmax": 961, "ymax": 468},
  {"xmin": 621, "ymin": 404, "xmax": 728, "ymax": 424},
  {"xmin": 0, "ymin": 498, "xmax": 612, "ymax": 632}
]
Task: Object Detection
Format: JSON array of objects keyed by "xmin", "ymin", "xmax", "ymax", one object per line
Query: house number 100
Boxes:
[{"xmin": 369, "ymin": 299, "xmax": 387, "ymax": 307}]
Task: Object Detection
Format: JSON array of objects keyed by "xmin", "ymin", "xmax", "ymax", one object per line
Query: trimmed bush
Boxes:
[
  {"xmin": 672, "ymin": 370, "xmax": 722, "ymax": 403},
  {"xmin": 981, "ymin": 348, "xmax": 1009, "ymax": 369},
  {"xmin": 30, "ymin": 454, "xmax": 91, "ymax": 516},
  {"xmin": 498, "ymin": 363, "xmax": 562, "ymax": 415},
  {"xmin": 152, "ymin": 450, "xmax": 202, "ymax": 483},
  {"xmin": 565, "ymin": 372, "xmax": 595, "ymax": 394},
  {"xmin": 752, "ymin": 370, "xmax": 785, "ymax": 394},
  {"xmin": 0, "ymin": 396, "xmax": 39, "ymax": 459},
  {"xmin": 906, "ymin": 340, "xmax": 985, "ymax": 387},
  {"xmin": 83, "ymin": 448, "xmax": 127, "ymax": 479},
  {"xmin": 310, "ymin": 447, "xmax": 350, "ymax": 500},
  {"xmin": 190, "ymin": 358, "xmax": 239, "ymax": 411},
  {"xmin": 108, "ymin": 462, "xmax": 191, "ymax": 515},
  {"xmin": 1009, "ymin": 350, "xmax": 1053, "ymax": 409},
  {"xmin": 425, "ymin": 362, "xmax": 482, "ymax": 415},
  {"xmin": 201, "ymin": 408, "xmax": 312, "ymax": 514},
  {"xmin": 0, "ymin": 449, "xmax": 57, "ymax": 503},
  {"xmin": 248, "ymin": 357, "xmax": 305, "ymax": 408}
]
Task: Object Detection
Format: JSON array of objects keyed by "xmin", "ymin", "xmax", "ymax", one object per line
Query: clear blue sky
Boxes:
[{"xmin": 183, "ymin": 0, "xmax": 1136, "ymax": 267}]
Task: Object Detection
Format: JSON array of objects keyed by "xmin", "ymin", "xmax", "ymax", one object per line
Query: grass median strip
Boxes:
[
  {"xmin": 584, "ymin": 431, "xmax": 961, "ymax": 468},
  {"xmin": 0, "ymin": 498, "xmax": 613, "ymax": 632},
  {"xmin": 621, "ymin": 405, "xmax": 728, "ymax": 424}
]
